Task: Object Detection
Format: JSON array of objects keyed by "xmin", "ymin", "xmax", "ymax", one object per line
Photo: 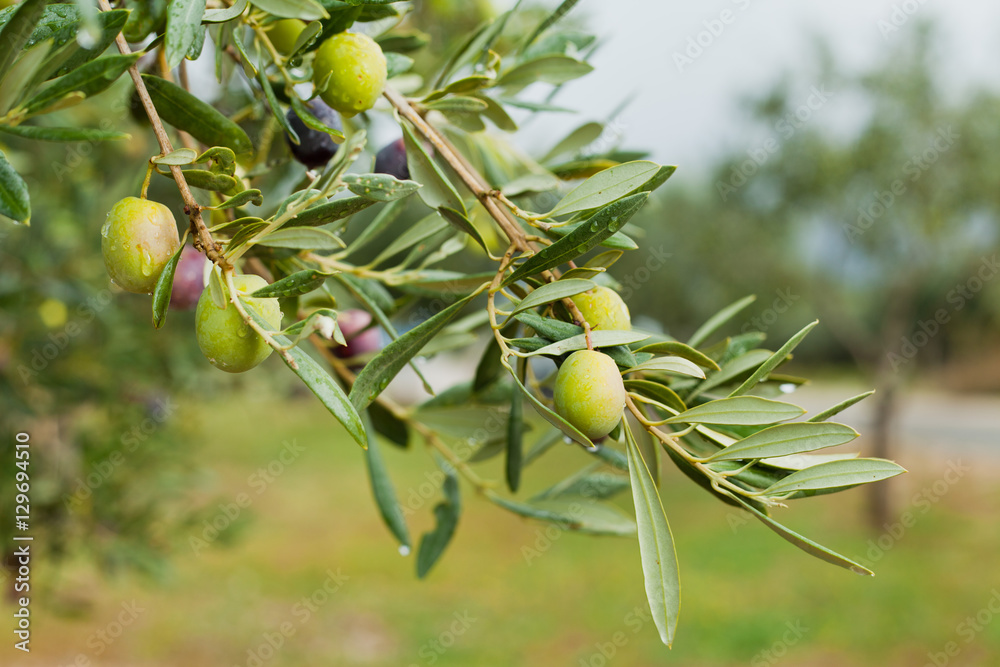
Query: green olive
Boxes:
[
  {"xmin": 572, "ymin": 286, "xmax": 631, "ymax": 331},
  {"xmin": 195, "ymin": 274, "xmax": 282, "ymax": 373},
  {"xmin": 266, "ymin": 18, "xmax": 307, "ymax": 56},
  {"xmin": 312, "ymin": 32, "xmax": 387, "ymax": 117},
  {"xmin": 101, "ymin": 196, "xmax": 180, "ymax": 294},
  {"xmin": 553, "ymin": 350, "xmax": 626, "ymax": 439}
]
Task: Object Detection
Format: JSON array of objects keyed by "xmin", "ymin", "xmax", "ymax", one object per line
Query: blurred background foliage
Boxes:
[{"xmin": 1, "ymin": 2, "xmax": 999, "ymax": 665}]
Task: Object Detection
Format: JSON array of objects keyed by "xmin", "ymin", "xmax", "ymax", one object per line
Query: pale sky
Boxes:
[{"xmin": 515, "ymin": 1, "xmax": 1000, "ymax": 182}]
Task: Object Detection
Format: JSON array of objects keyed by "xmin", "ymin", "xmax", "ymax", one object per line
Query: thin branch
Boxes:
[
  {"xmin": 97, "ymin": 0, "xmax": 228, "ymax": 269},
  {"xmin": 383, "ymin": 86, "xmax": 593, "ymax": 331}
]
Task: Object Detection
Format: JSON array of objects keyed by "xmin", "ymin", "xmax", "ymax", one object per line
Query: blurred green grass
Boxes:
[{"xmin": 11, "ymin": 392, "xmax": 1000, "ymax": 666}]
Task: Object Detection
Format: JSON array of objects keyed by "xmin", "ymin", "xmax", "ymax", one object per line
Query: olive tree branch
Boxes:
[
  {"xmin": 624, "ymin": 394, "xmax": 779, "ymax": 506},
  {"xmin": 97, "ymin": 0, "xmax": 227, "ymax": 269}
]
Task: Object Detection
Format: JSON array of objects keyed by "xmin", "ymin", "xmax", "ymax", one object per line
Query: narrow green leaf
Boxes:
[
  {"xmin": 687, "ymin": 295, "xmax": 757, "ymax": 348},
  {"xmin": 473, "ymin": 93, "xmax": 517, "ymax": 131},
  {"xmin": 0, "ymin": 149, "xmax": 29, "ymax": 224},
  {"xmin": 250, "ymin": 269, "xmax": 331, "ymax": 298},
  {"xmin": 759, "ymin": 452, "xmax": 860, "ymax": 471},
  {"xmin": 247, "ymin": 0, "xmax": 328, "ymax": 21},
  {"xmin": 542, "ymin": 220, "xmax": 639, "ymax": 251},
  {"xmin": 0, "ymin": 123, "xmax": 130, "ymax": 142},
  {"xmin": 730, "ymin": 321, "xmax": 818, "ymax": 397},
  {"xmin": 284, "ymin": 195, "xmax": 376, "ymax": 229},
  {"xmin": 362, "ymin": 411, "xmax": 411, "ymax": 549},
  {"xmin": 258, "ymin": 67, "xmax": 296, "ymax": 142},
  {"xmin": 151, "ymin": 244, "xmax": 183, "ymax": 329},
  {"xmin": 624, "ymin": 379, "xmax": 686, "ymax": 413},
  {"xmin": 763, "ymin": 458, "xmax": 906, "ymax": 497},
  {"xmin": 369, "ymin": 401, "xmax": 409, "ymax": 449},
  {"xmin": 25, "ymin": 53, "xmax": 139, "ymax": 114},
  {"xmin": 153, "ymin": 147, "xmax": 199, "ymax": 165},
  {"xmin": 808, "ymin": 390, "xmax": 876, "ymax": 423},
  {"xmin": 635, "ymin": 341, "xmax": 720, "ymax": 371},
  {"xmin": 519, "ymin": 0, "xmax": 580, "ymax": 53},
  {"xmin": 525, "ymin": 330, "xmax": 648, "ymax": 357},
  {"xmin": 416, "ymin": 460, "xmax": 460, "ymax": 578},
  {"xmin": 503, "ymin": 193, "xmax": 649, "ymax": 286},
  {"xmin": 663, "ymin": 396, "xmax": 805, "ymax": 426},
  {"xmin": 729, "ymin": 494, "xmax": 873, "ymax": 576},
  {"xmin": 491, "ymin": 495, "xmax": 634, "ymax": 536},
  {"xmin": 202, "ymin": 0, "xmax": 248, "ymax": 22},
  {"xmin": 349, "ymin": 288, "xmax": 483, "ymax": 411},
  {"xmin": 542, "ymin": 121, "xmax": 603, "ymax": 163},
  {"xmin": 207, "ymin": 265, "xmax": 226, "ymax": 309},
  {"xmin": 496, "ymin": 54, "xmax": 592, "ymax": 90},
  {"xmin": 142, "ymin": 74, "xmax": 253, "ymax": 156},
  {"xmin": 509, "ymin": 279, "xmax": 595, "ymax": 316},
  {"xmin": 289, "ymin": 95, "xmax": 344, "ymax": 142},
  {"xmin": 547, "ymin": 161, "xmax": 659, "ymax": 216},
  {"xmin": 344, "ymin": 172, "xmax": 421, "ymax": 202},
  {"xmin": 370, "ymin": 211, "xmax": 449, "ymax": 267},
  {"xmin": 0, "ymin": 0, "xmax": 47, "ymax": 84},
  {"xmin": 255, "ymin": 226, "xmax": 345, "ymax": 250},
  {"xmin": 626, "ymin": 356, "xmax": 706, "ymax": 379},
  {"xmin": 215, "ymin": 189, "xmax": 263, "ymax": 210},
  {"xmin": 532, "ymin": 468, "xmax": 631, "ymax": 501},
  {"xmin": 506, "ymin": 366, "xmax": 524, "ymax": 493},
  {"xmin": 166, "ymin": 0, "xmax": 206, "ymax": 68},
  {"xmin": 437, "ymin": 206, "xmax": 490, "ymax": 254},
  {"xmin": 625, "ymin": 423, "xmax": 680, "ymax": 647},
  {"xmin": 0, "ymin": 40, "xmax": 51, "ymax": 114},
  {"xmin": 705, "ymin": 422, "xmax": 859, "ymax": 462},
  {"xmin": 690, "ymin": 349, "xmax": 773, "ymax": 399},
  {"xmin": 178, "ymin": 169, "xmax": 238, "ymax": 193},
  {"xmin": 402, "ymin": 120, "xmax": 465, "ymax": 214},
  {"xmin": 237, "ymin": 311, "xmax": 368, "ymax": 447}
]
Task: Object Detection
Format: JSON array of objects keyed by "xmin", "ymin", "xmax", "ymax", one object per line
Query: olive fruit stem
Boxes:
[
  {"xmin": 96, "ymin": 0, "xmax": 228, "ymax": 270},
  {"xmin": 140, "ymin": 161, "xmax": 154, "ymax": 199}
]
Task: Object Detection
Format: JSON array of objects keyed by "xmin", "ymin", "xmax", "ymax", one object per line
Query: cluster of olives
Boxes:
[
  {"xmin": 104, "ymin": 18, "xmax": 633, "ymax": 435},
  {"xmin": 101, "ymin": 197, "xmax": 284, "ymax": 373},
  {"xmin": 552, "ymin": 287, "xmax": 633, "ymax": 439},
  {"xmin": 268, "ymin": 24, "xmax": 408, "ymax": 178}
]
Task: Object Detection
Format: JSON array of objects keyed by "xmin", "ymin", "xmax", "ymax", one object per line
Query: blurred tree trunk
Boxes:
[{"xmin": 868, "ymin": 369, "xmax": 898, "ymax": 530}]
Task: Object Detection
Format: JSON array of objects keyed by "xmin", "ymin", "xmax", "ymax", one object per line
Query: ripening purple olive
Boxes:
[
  {"xmin": 170, "ymin": 245, "xmax": 209, "ymax": 310},
  {"xmin": 333, "ymin": 309, "xmax": 381, "ymax": 359},
  {"xmin": 373, "ymin": 138, "xmax": 410, "ymax": 181},
  {"xmin": 285, "ymin": 99, "xmax": 342, "ymax": 170}
]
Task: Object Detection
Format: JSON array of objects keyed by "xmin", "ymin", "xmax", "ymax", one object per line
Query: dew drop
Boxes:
[
  {"xmin": 139, "ymin": 247, "xmax": 155, "ymax": 276},
  {"xmin": 101, "ymin": 222, "xmax": 110, "ymax": 238},
  {"xmin": 237, "ymin": 327, "xmax": 249, "ymax": 338},
  {"xmin": 584, "ymin": 443, "xmax": 599, "ymax": 452},
  {"xmin": 779, "ymin": 383, "xmax": 796, "ymax": 394},
  {"xmin": 398, "ymin": 545, "xmax": 411, "ymax": 557}
]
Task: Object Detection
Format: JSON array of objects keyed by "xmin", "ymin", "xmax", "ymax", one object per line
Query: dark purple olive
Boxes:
[
  {"xmin": 373, "ymin": 138, "xmax": 410, "ymax": 180},
  {"xmin": 285, "ymin": 99, "xmax": 342, "ymax": 170},
  {"xmin": 170, "ymin": 245, "xmax": 208, "ymax": 310}
]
